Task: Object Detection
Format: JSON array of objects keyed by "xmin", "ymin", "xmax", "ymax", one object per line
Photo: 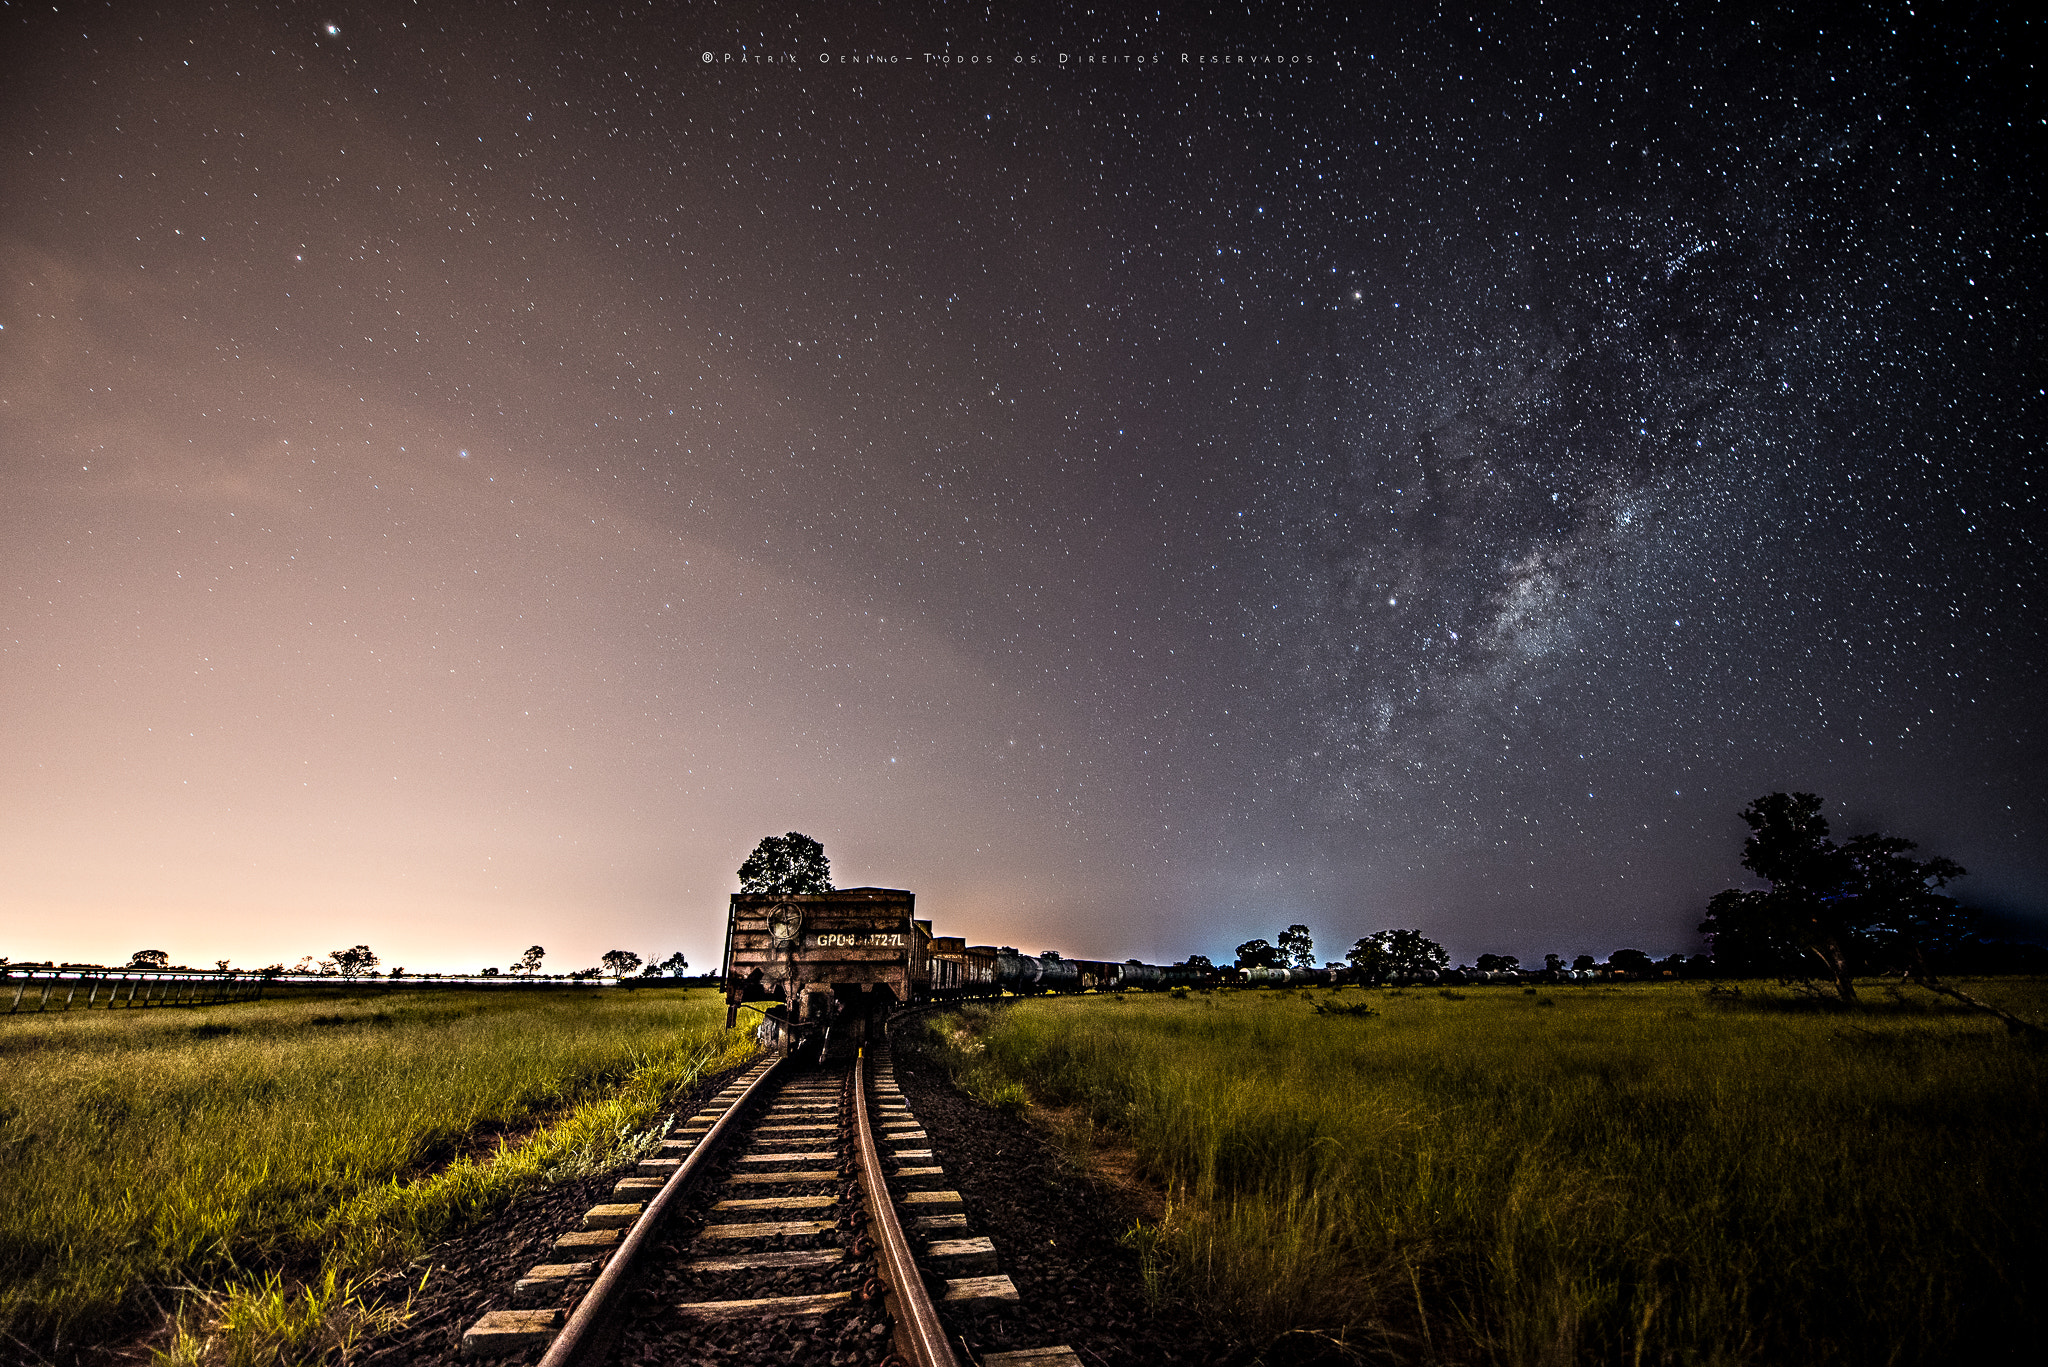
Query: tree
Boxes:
[
  {"xmin": 1571, "ymin": 954, "xmax": 1597, "ymax": 972},
  {"xmin": 601, "ymin": 949, "xmax": 643, "ymax": 979},
  {"xmin": 737, "ymin": 832, "xmax": 834, "ymax": 894},
  {"xmin": 1698, "ymin": 792, "xmax": 1967, "ymax": 1002},
  {"xmin": 1698, "ymin": 791, "xmax": 2044, "ymax": 1034},
  {"xmin": 513, "ymin": 945, "xmax": 545, "ymax": 976},
  {"xmin": 1347, "ymin": 930, "xmax": 1448, "ymax": 981},
  {"xmin": 657, "ymin": 951, "xmax": 690, "ymax": 978},
  {"xmin": 1040, "ymin": 950, "xmax": 1063, "ymax": 960},
  {"xmin": 1182, "ymin": 954, "xmax": 1215, "ymax": 971},
  {"xmin": 1609, "ymin": 949, "xmax": 1654, "ymax": 977},
  {"xmin": 1699, "ymin": 791, "xmax": 1864, "ymax": 999},
  {"xmin": 1382, "ymin": 929, "xmax": 1449, "ymax": 977},
  {"xmin": 1544, "ymin": 954, "xmax": 1566, "ymax": 973},
  {"xmin": 1839, "ymin": 833, "xmax": 1970, "ymax": 975},
  {"xmin": 127, "ymin": 949, "xmax": 169, "ymax": 970},
  {"xmin": 1277, "ymin": 924, "xmax": 1316, "ymax": 970},
  {"xmin": 1477, "ymin": 953, "xmax": 1520, "ymax": 974},
  {"xmin": 329, "ymin": 945, "xmax": 379, "ymax": 979},
  {"xmin": 1345, "ymin": 936, "xmax": 1392, "ymax": 981},
  {"xmin": 1234, "ymin": 938, "xmax": 1282, "ymax": 970}
]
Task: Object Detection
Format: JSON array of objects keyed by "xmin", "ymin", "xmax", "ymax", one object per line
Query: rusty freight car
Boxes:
[{"xmin": 721, "ymin": 888, "xmax": 931, "ymax": 1048}]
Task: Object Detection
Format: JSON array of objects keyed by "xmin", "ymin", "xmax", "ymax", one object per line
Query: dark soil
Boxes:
[{"xmin": 887, "ymin": 1037, "xmax": 1247, "ymax": 1367}]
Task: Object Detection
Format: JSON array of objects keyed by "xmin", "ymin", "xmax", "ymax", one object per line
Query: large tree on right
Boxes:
[{"xmin": 1699, "ymin": 791, "xmax": 1967, "ymax": 1002}]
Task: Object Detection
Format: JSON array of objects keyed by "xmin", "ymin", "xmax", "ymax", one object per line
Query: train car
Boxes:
[
  {"xmin": 721, "ymin": 888, "xmax": 927, "ymax": 1041},
  {"xmin": 1120, "ymin": 960, "xmax": 1163, "ymax": 990},
  {"xmin": 1034, "ymin": 955, "xmax": 1080, "ymax": 993},
  {"xmin": 927, "ymin": 937, "xmax": 1002, "ymax": 999},
  {"xmin": 992, "ymin": 947, "xmax": 1040, "ymax": 994},
  {"xmin": 960, "ymin": 945, "xmax": 1000, "ymax": 997}
]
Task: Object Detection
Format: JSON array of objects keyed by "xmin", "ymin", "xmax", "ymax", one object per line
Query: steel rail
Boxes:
[
  {"xmin": 853, "ymin": 1050, "xmax": 963, "ymax": 1367},
  {"xmin": 537, "ymin": 1049, "xmax": 790, "ymax": 1367}
]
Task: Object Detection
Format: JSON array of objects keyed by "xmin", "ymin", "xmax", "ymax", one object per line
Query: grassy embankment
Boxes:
[
  {"xmin": 922, "ymin": 980, "xmax": 2047, "ymax": 1366},
  {"xmin": 0, "ymin": 985, "xmax": 756, "ymax": 1362}
]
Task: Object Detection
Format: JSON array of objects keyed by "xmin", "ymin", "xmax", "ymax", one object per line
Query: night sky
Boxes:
[{"xmin": 3, "ymin": 1, "xmax": 2040, "ymax": 977}]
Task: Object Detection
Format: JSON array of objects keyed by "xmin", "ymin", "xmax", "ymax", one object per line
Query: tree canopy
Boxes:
[
  {"xmin": 1699, "ymin": 791, "xmax": 1969, "ymax": 1002},
  {"xmin": 1345, "ymin": 929, "xmax": 1448, "ymax": 981},
  {"xmin": 1277, "ymin": 924, "xmax": 1316, "ymax": 970},
  {"xmin": 737, "ymin": 832, "xmax": 834, "ymax": 894},
  {"xmin": 1234, "ymin": 938, "xmax": 1282, "ymax": 970},
  {"xmin": 601, "ymin": 949, "xmax": 643, "ymax": 979},
  {"xmin": 330, "ymin": 945, "xmax": 379, "ymax": 979},
  {"xmin": 126, "ymin": 949, "xmax": 169, "ymax": 970},
  {"xmin": 1609, "ymin": 949, "xmax": 1655, "ymax": 976}
]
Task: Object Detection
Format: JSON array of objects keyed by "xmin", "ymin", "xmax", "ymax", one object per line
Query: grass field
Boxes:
[
  {"xmin": 0, "ymin": 984, "xmax": 754, "ymax": 1361},
  {"xmin": 922, "ymin": 979, "xmax": 2048, "ymax": 1366}
]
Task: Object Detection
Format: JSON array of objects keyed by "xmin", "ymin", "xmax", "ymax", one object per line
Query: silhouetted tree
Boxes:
[
  {"xmin": 1696, "ymin": 793, "xmax": 2032, "ymax": 1029},
  {"xmin": 601, "ymin": 949, "xmax": 643, "ymax": 979},
  {"xmin": 513, "ymin": 945, "xmax": 545, "ymax": 976},
  {"xmin": 1347, "ymin": 929, "xmax": 1448, "ymax": 980},
  {"xmin": 1477, "ymin": 953, "xmax": 1520, "ymax": 973},
  {"xmin": 331, "ymin": 945, "xmax": 379, "ymax": 979},
  {"xmin": 657, "ymin": 951, "xmax": 690, "ymax": 978},
  {"xmin": 127, "ymin": 949, "xmax": 169, "ymax": 970},
  {"xmin": 1571, "ymin": 954, "xmax": 1597, "ymax": 972},
  {"xmin": 737, "ymin": 832, "xmax": 834, "ymax": 894},
  {"xmin": 1345, "ymin": 936, "xmax": 1392, "ymax": 981},
  {"xmin": 1277, "ymin": 924, "xmax": 1316, "ymax": 969},
  {"xmin": 1234, "ymin": 938, "xmax": 1282, "ymax": 970},
  {"xmin": 1609, "ymin": 949, "xmax": 1654, "ymax": 977},
  {"xmin": 1698, "ymin": 792, "xmax": 1864, "ymax": 998}
]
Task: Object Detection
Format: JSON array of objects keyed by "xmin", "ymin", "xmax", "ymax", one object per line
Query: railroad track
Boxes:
[{"xmin": 459, "ymin": 1042, "xmax": 1077, "ymax": 1367}]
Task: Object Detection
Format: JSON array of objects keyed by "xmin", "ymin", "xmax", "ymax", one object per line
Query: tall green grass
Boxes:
[
  {"xmin": 924, "ymin": 981, "xmax": 2047, "ymax": 1365},
  {"xmin": 0, "ymin": 985, "xmax": 754, "ymax": 1358}
]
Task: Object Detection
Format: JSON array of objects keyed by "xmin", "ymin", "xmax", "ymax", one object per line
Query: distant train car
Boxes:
[
  {"xmin": 993, "ymin": 947, "xmax": 1042, "ymax": 994},
  {"xmin": 927, "ymin": 937, "xmax": 1002, "ymax": 999},
  {"xmin": 1073, "ymin": 960, "xmax": 1121, "ymax": 992},
  {"xmin": 1120, "ymin": 960, "xmax": 1163, "ymax": 990},
  {"xmin": 1034, "ymin": 956, "xmax": 1080, "ymax": 993}
]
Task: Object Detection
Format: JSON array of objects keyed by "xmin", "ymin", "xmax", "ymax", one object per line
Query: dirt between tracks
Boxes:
[{"xmin": 888, "ymin": 1042, "xmax": 1247, "ymax": 1367}]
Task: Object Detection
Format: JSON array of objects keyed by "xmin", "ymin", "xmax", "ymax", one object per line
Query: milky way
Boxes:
[{"xmin": 1, "ymin": 2, "xmax": 2037, "ymax": 973}]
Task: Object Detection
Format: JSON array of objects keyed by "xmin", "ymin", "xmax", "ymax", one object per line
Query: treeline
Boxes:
[
  {"xmin": 1, "ymin": 944, "xmax": 698, "ymax": 983},
  {"xmin": 1223, "ymin": 926, "xmax": 1747, "ymax": 983},
  {"xmin": 1216, "ymin": 792, "xmax": 2047, "ymax": 988}
]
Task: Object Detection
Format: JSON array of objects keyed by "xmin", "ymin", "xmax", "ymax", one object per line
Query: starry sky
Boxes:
[{"xmin": 3, "ymin": 1, "xmax": 2040, "ymax": 977}]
